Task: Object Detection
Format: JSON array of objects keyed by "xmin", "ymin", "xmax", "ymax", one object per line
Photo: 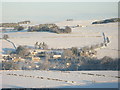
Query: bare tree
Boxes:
[
  {"xmin": 34, "ymin": 42, "xmax": 39, "ymax": 49},
  {"xmin": 71, "ymin": 47, "xmax": 79, "ymax": 56},
  {"xmin": 42, "ymin": 42, "xmax": 48, "ymax": 49}
]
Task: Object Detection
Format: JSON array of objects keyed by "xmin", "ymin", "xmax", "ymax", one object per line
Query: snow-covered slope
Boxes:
[
  {"xmin": 2, "ymin": 20, "xmax": 118, "ymax": 59},
  {"xmin": 1, "ymin": 70, "xmax": 119, "ymax": 88}
]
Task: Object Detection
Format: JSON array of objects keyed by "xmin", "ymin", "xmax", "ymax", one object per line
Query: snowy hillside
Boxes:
[{"xmin": 2, "ymin": 20, "xmax": 118, "ymax": 59}]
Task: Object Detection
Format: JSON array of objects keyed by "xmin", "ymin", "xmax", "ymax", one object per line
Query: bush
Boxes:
[
  {"xmin": 3, "ymin": 34, "xmax": 9, "ymax": 40},
  {"xmin": 16, "ymin": 46, "xmax": 30, "ymax": 57},
  {"xmin": 62, "ymin": 49, "xmax": 74, "ymax": 58},
  {"xmin": 14, "ymin": 26, "xmax": 24, "ymax": 31},
  {"xmin": 71, "ymin": 47, "xmax": 79, "ymax": 56},
  {"xmin": 64, "ymin": 26, "xmax": 72, "ymax": 33}
]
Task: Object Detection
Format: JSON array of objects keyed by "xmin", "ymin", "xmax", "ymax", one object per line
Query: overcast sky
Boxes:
[{"xmin": 1, "ymin": 2, "xmax": 118, "ymax": 23}]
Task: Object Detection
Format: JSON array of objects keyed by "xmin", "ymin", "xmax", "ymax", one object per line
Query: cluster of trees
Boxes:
[
  {"xmin": 46, "ymin": 46, "xmax": 119, "ymax": 70},
  {"xmin": 0, "ymin": 23, "xmax": 19, "ymax": 27},
  {"xmin": 66, "ymin": 19, "xmax": 73, "ymax": 21},
  {"xmin": 28, "ymin": 24, "xmax": 71, "ymax": 34},
  {"xmin": 0, "ymin": 23, "xmax": 24, "ymax": 31},
  {"xmin": 1, "ymin": 20, "xmax": 30, "ymax": 30},
  {"xmin": 14, "ymin": 26, "xmax": 24, "ymax": 31},
  {"xmin": 92, "ymin": 18, "xmax": 120, "ymax": 24},
  {"xmin": 34, "ymin": 42, "xmax": 48, "ymax": 49},
  {"xmin": 48, "ymin": 56, "xmax": 119, "ymax": 71},
  {"xmin": 16, "ymin": 45, "xmax": 30, "ymax": 58},
  {"xmin": 2, "ymin": 59, "xmax": 41, "ymax": 70},
  {"xmin": 62, "ymin": 46, "xmax": 97, "ymax": 58},
  {"xmin": 39, "ymin": 46, "xmax": 119, "ymax": 71},
  {"xmin": 18, "ymin": 21, "xmax": 31, "ymax": 24},
  {"xmin": 78, "ymin": 56, "xmax": 119, "ymax": 70},
  {"xmin": 2, "ymin": 61, "xmax": 18, "ymax": 70}
]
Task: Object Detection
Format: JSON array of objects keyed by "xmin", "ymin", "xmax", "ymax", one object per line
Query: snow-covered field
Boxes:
[
  {"xmin": 1, "ymin": 70, "xmax": 119, "ymax": 88},
  {"xmin": 1, "ymin": 19, "xmax": 119, "ymax": 88},
  {"xmin": 2, "ymin": 20, "xmax": 118, "ymax": 59}
]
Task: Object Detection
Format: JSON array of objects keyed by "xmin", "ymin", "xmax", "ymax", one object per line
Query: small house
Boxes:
[
  {"xmin": 32, "ymin": 57, "xmax": 40, "ymax": 62},
  {"xmin": 53, "ymin": 55, "xmax": 61, "ymax": 59},
  {"xmin": 12, "ymin": 57, "xmax": 25, "ymax": 62}
]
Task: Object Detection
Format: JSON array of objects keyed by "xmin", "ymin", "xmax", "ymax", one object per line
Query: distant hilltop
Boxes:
[{"xmin": 92, "ymin": 18, "xmax": 120, "ymax": 24}]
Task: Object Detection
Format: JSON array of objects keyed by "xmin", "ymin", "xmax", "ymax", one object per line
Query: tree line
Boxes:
[{"xmin": 28, "ymin": 24, "xmax": 71, "ymax": 34}]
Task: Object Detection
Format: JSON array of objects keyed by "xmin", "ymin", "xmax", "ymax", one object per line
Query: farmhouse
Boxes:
[
  {"xmin": 30, "ymin": 49, "xmax": 48, "ymax": 57},
  {"xmin": 12, "ymin": 57, "xmax": 25, "ymax": 62},
  {"xmin": 32, "ymin": 57, "xmax": 40, "ymax": 62},
  {"xmin": 53, "ymin": 55, "xmax": 61, "ymax": 59}
]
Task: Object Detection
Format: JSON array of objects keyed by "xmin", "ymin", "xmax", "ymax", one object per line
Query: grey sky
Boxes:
[{"xmin": 1, "ymin": 2, "xmax": 118, "ymax": 23}]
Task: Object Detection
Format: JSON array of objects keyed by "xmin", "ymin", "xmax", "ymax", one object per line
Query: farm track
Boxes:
[
  {"xmin": 1, "ymin": 70, "xmax": 119, "ymax": 88},
  {"xmin": 1, "ymin": 70, "xmax": 119, "ymax": 85},
  {"xmin": 1, "ymin": 70, "xmax": 119, "ymax": 79},
  {"xmin": 5, "ymin": 73, "xmax": 78, "ymax": 85}
]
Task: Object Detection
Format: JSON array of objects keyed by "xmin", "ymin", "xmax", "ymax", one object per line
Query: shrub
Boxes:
[
  {"xmin": 14, "ymin": 26, "xmax": 24, "ymax": 31},
  {"xmin": 16, "ymin": 46, "xmax": 30, "ymax": 57},
  {"xmin": 71, "ymin": 47, "xmax": 79, "ymax": 56},
  {"xmin": 64, "ymin": 26, "xmax": 72, "ymax": 33},
  {"xmin": 3, "ymin": 34, "xmax": 9, "ymax": 40}
]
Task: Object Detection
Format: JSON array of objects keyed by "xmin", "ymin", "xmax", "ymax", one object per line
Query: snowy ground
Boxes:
[
  {"xmin": 1, "ymin": 19, "xmax": 118, "ymax": 59},
  {"xmin": 1, "ymin": 70, "xmax": 119, "ymax": 88},
  {"xmin": 1, "ymin": 19, "xmax": 119, "ymax": 88}
]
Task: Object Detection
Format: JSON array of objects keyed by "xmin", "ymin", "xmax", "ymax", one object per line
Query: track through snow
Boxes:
[{"xmin": 1, "ymin": 70, "xmax": 119, "ymax": 88}]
